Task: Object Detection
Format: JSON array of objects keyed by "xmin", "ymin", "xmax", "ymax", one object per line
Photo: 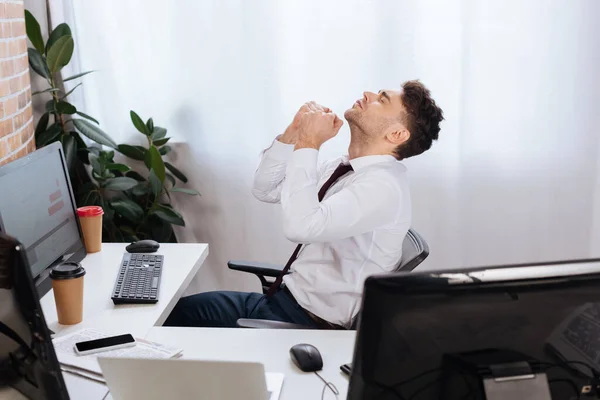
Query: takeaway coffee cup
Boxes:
[
  {"xmin": 77, "ymin": 206, "xmax": 103, "ymax": 253},
  {"xmin": 50, "ymin": 262, "xmax": 86, "ymax": 325}
]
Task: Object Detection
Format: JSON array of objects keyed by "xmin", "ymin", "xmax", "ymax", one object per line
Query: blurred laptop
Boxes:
[{"xmin": 98, "ymin": 357, "xmax": 284, "ymax": 400}]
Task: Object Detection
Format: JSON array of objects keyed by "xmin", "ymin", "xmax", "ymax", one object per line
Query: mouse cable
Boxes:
[{"xmin": 315, "ymin": 371, "xmax": 339, "ymax": 400}]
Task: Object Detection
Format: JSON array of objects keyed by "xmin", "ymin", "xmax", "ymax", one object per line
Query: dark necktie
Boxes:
[{"xmin": 266, "ymin": 163, "xmax": 354, "ymax": 297}]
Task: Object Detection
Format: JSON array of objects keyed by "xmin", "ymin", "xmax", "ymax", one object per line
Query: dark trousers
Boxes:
[{"xmin": 163, "ymin": 288, "xmax": 319, "ymax": 328}]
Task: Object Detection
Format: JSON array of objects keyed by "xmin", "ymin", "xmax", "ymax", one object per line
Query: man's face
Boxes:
[{"xmin": 344, "ymin": 89, "xmax": 406, "ymax": 137}]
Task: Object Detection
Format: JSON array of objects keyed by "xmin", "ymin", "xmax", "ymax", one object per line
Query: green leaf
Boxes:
[
  {"xmin": 63, "ymin": 70, "xmax": 94, "ymax": 82},
  {"xmin": 132, "ymin": 182, "xmax": 149, "ymax": 196},
  {"xmin": 103, "ymin": 177, "xmax": 139, "ymax": 191},
  {"xmin": 55, "ymin": 101, "xmax": 77, "ymax": 114},
  {"xmin": 146, "ymin": 118, "xmax": 154, "ymax": 133},
  {"xmin": 149, "ymin": 216, "xmax": 174, "ymax": 242},
  {"xmin": 46, "ymin": 35, "xmax": 74, "ymax": 73},
  {"xmin": 165, "ymin": 173, "xmax": 176, "ymax": 188},
  {"xmin": 117, "ymin": 144, "xmax": 146, "ymax": 161},
  {"xmin": 106, "ymin": 150, "xmax": 115, "ymax": 160},
  {"xmin": 103, "ymin": 207, "xmax": 115, "ymax": 222},
  {"xmin": 62, "ymin": 135, "xmax": 77, "ymax": 170},
  {"xmin": 88, "ymin": 154, "xmax": 102, "ymax": 174},
  {"xmin": 77, "ymin": 181, "xmax": 96, "ymax": 196},
  {"xmin": 27, "ymin": 48, "xmax": 49, "ymax": 79},
  {"xmin": 73, "ymin": 119, "xmax": 118, "ymax": 148},
  {"xmin": 152, "ymin": 205, "xmax": 185, "ymax": 226},
  {"xmin": 46, "ymin": 23, "xmax": 72, "ymax": 54},
  {"xmin": 126, "ymin": 170, "xmax": 146, "ymax": 181},
  {"xmin": 130, "ymin": 110, "xmax": 149, "ymax": 135},
  {"xmin": 60, "ymin": 82, "xmax": 81, "ymax": 99},
  {"xmin": 71, "ymin": 131, "xmax": 86, "ymax": 149},
  {"xmin": 147, "ymin": 146, "xmax": 165, "ymax": 182},
  {"xmin": 72, "ymin": 131, "xmax": 89, "ymax": 163},
  {"xmin": 106, "ymin": 163, "xmax": 130, "ymax": 173},
  {"xmin": 45, "ymin": 100, "xmax": 55, "ymax": 113},
  {"xmin": 149, "ymin": 169, "xmax": 162, "ymax": 198},
  {"xmin": 110, "ymin": 198, "xmax": 144, "ymax": 223},
  {"xmin": 36, "ymin": 124, "xmax": 62, "ymax": 146},
  {"xmin": 159, "ymin": 145, "xmax": 172, "ymax": 156},
  {"xmin": 165, "ymin": 162, "xmax": 188, "ymax": 183},
  {"xmin": 32, "ymin": 88, "xmax": 60, "ymax": 96},
  {"xmin": 81, "ymin": 189, "xmax": 99, "ymax": 207},
  {"xmin": 170, "ymin": 187, "xmax": 200, "ymax": 196},
  {"xmin": 151, "ymin": 126, "xmax": 167, "ymax": 140},
  {"xmin": 119, "ymin": 226, "xmax": 139, "ymax": 242},
  {"xmin": 112, "ymin": 225, "xmax": 125, "ymax": 242},
  {"xmin": 24, "ymin": 10, "xmax": 45, "ymax": 54},
  {"xmin": 76, "ymin": 111, "xmax": 99, "ymax": 124},
  {"xmin": 119, "ymin": 225, "xmax": 136, "ymax": 236},
  {"xmin": 153, "ymin": 137, "xmax": 170, "ymax": 147},
  {"xmin": 35, "ymin": 113, "xmax": 50, "ymax": 139}
]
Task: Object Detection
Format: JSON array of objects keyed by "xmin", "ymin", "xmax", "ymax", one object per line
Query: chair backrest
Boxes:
[{"xmin": 395, "ymin": 228, "xmax": 430, "ymax": 272}]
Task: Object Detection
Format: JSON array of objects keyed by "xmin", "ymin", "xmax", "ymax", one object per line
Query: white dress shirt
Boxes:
[{"xmin": 252, "ymin": 139, "xmax": 411, "ymax": 327}]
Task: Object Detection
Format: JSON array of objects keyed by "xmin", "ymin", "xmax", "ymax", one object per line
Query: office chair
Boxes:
[{"xmin": 228, "ymin": 228, "xmax": 430, "ymax": 330}]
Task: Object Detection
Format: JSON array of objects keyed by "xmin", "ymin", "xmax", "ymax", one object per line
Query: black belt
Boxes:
[{"xmin": 281, "ymin": 286, "xmax": 345, "ymax": 330}]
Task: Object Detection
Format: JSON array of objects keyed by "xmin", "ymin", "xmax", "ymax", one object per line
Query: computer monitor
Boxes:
[
  {"xmin": 0, "ymin": 232, "xmax": 69, "ymax": 399},
  {"xmin": 0, "ymin": 142, "xmax": 86, "ymax": 297},
  {"xmin": 348, "ymin": 259, "xmax": 600, "ymax": 400}
]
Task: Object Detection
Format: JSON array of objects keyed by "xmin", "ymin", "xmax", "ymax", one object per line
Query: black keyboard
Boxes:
[
  {"xmin": 563, "ymin": 308, "xmax": 600, "ymax": 364},
  {"xmin": 111, "ymin": 253, "xmax": 163, "ymax": 304}
]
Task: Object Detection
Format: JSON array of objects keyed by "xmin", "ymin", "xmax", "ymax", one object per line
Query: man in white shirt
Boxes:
[{"xmin": 165, "ymin": 80, "xmax": 443, "ymax": 329}]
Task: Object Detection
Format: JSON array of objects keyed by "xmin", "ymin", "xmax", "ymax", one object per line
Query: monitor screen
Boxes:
[
  {"xmin": 0, "ymin": 142, "xmax": 84, "ymax": 279},
  {"xmin": 349, "ymin": 259, "xmax": 600, "ymax": 400}
]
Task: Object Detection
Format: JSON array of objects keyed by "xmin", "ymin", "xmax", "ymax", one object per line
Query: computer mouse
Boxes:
[
  {"xmin": 126, "ymin": 240, "xmax": 160, "ymax": 253},
  {"xmin": 290, "ymin": 343, "xmax": 323, "ymax": 372}
]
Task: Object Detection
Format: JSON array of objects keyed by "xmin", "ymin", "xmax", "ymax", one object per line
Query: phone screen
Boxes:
[{"xmin": 75, "ymin": 334, "xmax": 135, "ymax": 352}]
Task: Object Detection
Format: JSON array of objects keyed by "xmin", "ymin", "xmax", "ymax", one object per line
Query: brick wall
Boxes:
[{"xmin": 0, "ymin": 0, "xmax": 33, "ymax": 167}]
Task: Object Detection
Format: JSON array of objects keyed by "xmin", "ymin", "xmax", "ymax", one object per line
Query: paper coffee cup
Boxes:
[
  {"xmin": 50, "ymin": 262, "xmax": 86, "ymax": 325},
  {"xmin": 77, "ymin": 206, "xmax": 103, "ymax": 253}
]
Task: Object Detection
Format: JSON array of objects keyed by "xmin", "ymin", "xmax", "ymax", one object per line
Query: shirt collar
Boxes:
[{"xmin": 344, "ymin": 155, "xmax": 397, "ymax": 171}]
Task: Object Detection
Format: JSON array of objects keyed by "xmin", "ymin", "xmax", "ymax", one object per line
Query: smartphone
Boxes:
[
  {"xmin": 340, "ymin": 363, "xmax": 352, "ymax": 376},
  {"xmin": 74, "ymin": 334, "xmax": 136, "ymax": 356}
]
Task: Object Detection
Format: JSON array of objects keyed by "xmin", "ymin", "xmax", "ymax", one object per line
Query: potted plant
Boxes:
[{"xmin": 25, "ymin": 11, "xmax": 199, "ymax": 243}]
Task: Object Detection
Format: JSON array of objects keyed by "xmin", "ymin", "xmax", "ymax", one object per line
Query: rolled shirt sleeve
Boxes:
[{"xmin": 252, "ymin": 138, "xmax": 295, "ymax": 203}]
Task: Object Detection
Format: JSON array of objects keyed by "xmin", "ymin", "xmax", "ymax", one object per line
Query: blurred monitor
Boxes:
[
  {"xmin": 349, "ymin": 259, "xmax": 600, "ymax": 400},
  {"xmin": 0, "ymin": 142, "xmax": 86, "ymax": 297},
  {"xmin": 0, "ymin": 232, "xmax": 69, "ymax": 399}
]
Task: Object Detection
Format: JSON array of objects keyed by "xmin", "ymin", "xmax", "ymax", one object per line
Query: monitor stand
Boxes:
[{"xmin": 442, "ymin": 349, "xmax": 552, "ymax": 400}]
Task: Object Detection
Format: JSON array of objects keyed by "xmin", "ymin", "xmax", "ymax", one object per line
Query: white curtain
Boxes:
[{"xmin": 46, "ymin": 0, "xmax": 600, "ymax": 293}]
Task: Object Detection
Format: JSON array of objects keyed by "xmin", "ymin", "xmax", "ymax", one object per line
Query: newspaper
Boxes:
[{"xmin": 53, "ymin": 328, "xmax": 183, "ymax": 377}]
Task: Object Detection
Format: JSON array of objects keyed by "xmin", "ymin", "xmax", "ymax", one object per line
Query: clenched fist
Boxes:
[
  {"xmin": 296, "ymin": 105, "xmax": 344, "ymax": 150},
  {"xmin": 279, "ymin": 101, "xmax": 332, "ymax": 145}
]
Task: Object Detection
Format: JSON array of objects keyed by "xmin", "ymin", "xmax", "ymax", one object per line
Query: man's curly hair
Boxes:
[{"xmin": 394, "ymin": 80, "xmax": 444, "ymax": 160}]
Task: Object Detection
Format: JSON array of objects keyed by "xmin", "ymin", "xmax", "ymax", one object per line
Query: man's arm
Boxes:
[
  {"xmin": 251, "ymin": 138, "xmax": 295, "ymax": 203},
  {"xmin": 281, "ymin": 149, "xmax": 401, "ymax": 243},
  {"xmin": 252, "ymin": 102, "xmax": 332, "ymax": 203}
]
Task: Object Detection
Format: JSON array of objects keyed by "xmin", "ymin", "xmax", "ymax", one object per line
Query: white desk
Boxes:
[
  {"xmin": 3, "ymin": 242, "xmax": 359, "ymax": 400},
  {"xmin": 0, "ymin": 242, "xmax": 208, "ymax": 400},
  {"xmin": 145, "ymin": 327, "xmax": 356, "ymax": 400},
  {"xmin": 41, "ymin": 243, "xmax": 208, "ymax": 338}
]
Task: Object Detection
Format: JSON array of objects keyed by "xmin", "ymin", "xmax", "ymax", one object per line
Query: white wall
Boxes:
[{"xmin": 54, "ymin": 0, "xmax": 600, "ymax": 293}]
